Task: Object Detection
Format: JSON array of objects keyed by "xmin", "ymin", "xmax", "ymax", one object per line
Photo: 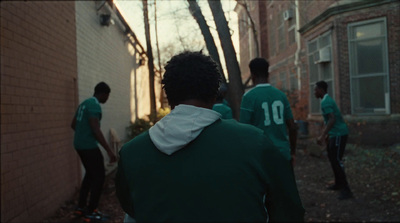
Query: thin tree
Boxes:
[
  {"xmin": 154, "ymin": 0, "xmax": 165, "ymax": 108},
  {"xmin": 187, "ymin": 0, "xmax": 226, "ymax": 84},
  {"xmin": 208, "ymin": 0, "xmax": 243, "ymax": 120},
  {"xmin": 143, "ymin": 0, "xmax": 157, "ymax": 122},
  {"xmin": 236, "ymin": 0, "xmax": 260, "ymax": 88}
]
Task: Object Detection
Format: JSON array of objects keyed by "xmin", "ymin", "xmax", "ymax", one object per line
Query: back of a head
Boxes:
[
  {"xmin": 162, "ymin": 51, "xmax": 221, "ymax": 106},
  {"xmin": 94, "ymin": 82, "xmax": 111, "ymax": 95},
  {"xmin": 249, "ymin": 58, "xmax": 269, "ymax": 78},
  {"xmin": 315, "ymin": 80, "xmax": 328, "ymax": 92}
]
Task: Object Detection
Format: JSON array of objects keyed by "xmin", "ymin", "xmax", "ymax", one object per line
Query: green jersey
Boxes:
[
  {"xmin": 321, "ymin": 94, "xmax": 349, "ymax": 137},
  {"xmin": 116, "ymin": 119, "xmax": 305, "ymax": 222},
  {"xmin": 240, "ymin": 83, "xmax": 293, "ymax": 160},
  {"xmin": 73, "ymin": 97, "xmax": 102, "ymax": 149},
  {"xmin": 212, "ymin": 103, "xmax": 233, "ymax": 119}
]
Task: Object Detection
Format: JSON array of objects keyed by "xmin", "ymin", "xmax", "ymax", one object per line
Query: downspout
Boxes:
[{"xmin": 294, "ymin": 0, "xmax": 302, "ymax": 91}]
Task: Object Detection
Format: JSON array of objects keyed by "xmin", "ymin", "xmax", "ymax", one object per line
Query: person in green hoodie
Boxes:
[{"xmin": 116, "ymin": 51, "xmax": 305, "ymax": 223}]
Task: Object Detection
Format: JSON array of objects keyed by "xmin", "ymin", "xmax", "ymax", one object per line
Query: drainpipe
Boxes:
[{"xmin": 294, "ymin": 0, "xmax": 302, "ymax": 92}]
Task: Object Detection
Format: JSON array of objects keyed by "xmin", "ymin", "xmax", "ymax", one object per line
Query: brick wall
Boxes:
[
  {"xmin": 1, "ymin": 2, "xmax": 80, "ymax": 222},
  {"xmin": 301, "ymin": 1, "xmax": 400, "ymax": 145}
]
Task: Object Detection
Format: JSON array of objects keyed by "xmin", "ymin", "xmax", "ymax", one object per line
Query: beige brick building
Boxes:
[
  {"xmin": 235, "ymin": 0, "xmax": 400, "ymax": 145},
  {"xmin": 1, "ymin": 1, "xmax": 153, "ymax": 222}
]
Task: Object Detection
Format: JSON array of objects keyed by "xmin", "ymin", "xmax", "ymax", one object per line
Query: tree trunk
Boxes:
[
  {"xmin": 208, "ymin": 0, "xmax": 244, "ymax": 120},
  {"xmin": 187, "ymin": 0, "xmax": 226, "ymax": 84},
  {"xmin": 154, "ymin": 0, "xmax": 165, "ymax": 108},
  {"xmin": 142, "ymin": 0, "xmax": 157, "ymax": 122}
]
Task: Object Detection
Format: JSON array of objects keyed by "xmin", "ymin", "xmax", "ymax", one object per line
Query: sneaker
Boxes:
[
  {"xmin": 326, "ymin": 184, "xmax": 344, "ymax": 191},
  {"xmin": 74, "ymin": 207, "xmax": 86, "ymax": 217},
  {"xmin": 338, "ymin": 188, "xmax": 354, "ymax": 200},
  {"xmin": 83, "ymin": 209, "xmax": 110, "ymax": 222}
]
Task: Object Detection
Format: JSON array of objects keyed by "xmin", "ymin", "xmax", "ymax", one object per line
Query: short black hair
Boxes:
[
  {"xmin": 94, "ymin": 82, "xmax": 111, "ymax": 94},
  {"xmin": 249, "ymin": 58, "xmax": 269, "ymax": 78},
  {"xmin": 315, "ymin": 81, "xmax": 328, "ymax": 92},
  {"xmin": 162, "ymin": 51, "xmax": 221, "ymax": 106}
]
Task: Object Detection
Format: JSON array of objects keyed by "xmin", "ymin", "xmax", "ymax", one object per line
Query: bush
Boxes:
[
  {"xmin": 126, "ymin": 118, "xmax": 153, "ymax": 140},
  {"xmin": 126, "ymin": 108, "xmax": 171, "ymax": 140}
]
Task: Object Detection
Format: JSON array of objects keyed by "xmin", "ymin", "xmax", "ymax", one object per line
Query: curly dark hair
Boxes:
[{"xmin": 162, "ymin": 51, "xmax": 221, "ymax": 106}]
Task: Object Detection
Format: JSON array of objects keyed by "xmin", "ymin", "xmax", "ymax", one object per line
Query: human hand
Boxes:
[{"xmin": 316, "ymin": 135, "xmax": 325, "ymax": 146}]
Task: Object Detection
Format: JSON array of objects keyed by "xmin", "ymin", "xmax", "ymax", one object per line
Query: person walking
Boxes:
[
  {"xmin": 71, "ymin": 82, "xmax": 117, "ymax": 221},
  {"xmin": 116, "ymin": 51, "xmax": 304, "ymax": 222},
  {"xmin": 212, "ymin": 90, "xmax": 233, "ymax": 119},
  {"xmin": 240, "ymin": 58, "xmax": 298, "ymax": 166},
  {"xmin": 314, "ymin": 80, "xmax": 353, "ymax": 200}
]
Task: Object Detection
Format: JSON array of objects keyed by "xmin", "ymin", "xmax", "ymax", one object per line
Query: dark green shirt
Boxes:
[
  {"xmin": 212, "ymin": 103, "xmax": 233, "ymax": 119},
  {"xmin": 321, "ymin": 94, "xmax": 349, "ymax": 137},
  {"xmin": 116, "ymin": 119, "xmax": 304, "ymax": 222},
  {"xmin": 73, "ymin": 97, "xmax": 102, "ymax": 149}
]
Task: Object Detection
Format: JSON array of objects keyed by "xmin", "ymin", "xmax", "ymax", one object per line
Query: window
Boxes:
[
  {"xmin": 279, "ymin": 72, "xmax": 287, "ymax": 91},
  {"xmin": 269, "ymin": 17, "xmax": 276, "ymax": 56},
  {"xmin": 278, "ymin": 16, "xmax": 286, "ymax": 51},
  {"xmin": 348, "ymin": 17, "xmax": 390, "ymax": 114},
  {"xmin": 270, "ymin": 75, "xmax": 277, "ymax": 87},
  {"xmin": 307, "ymin": 32, "xmax": 334, "ymax": 114},
  {"xmin": 290, "ymin": 71, "xmax": 298, "ymax": 90}
]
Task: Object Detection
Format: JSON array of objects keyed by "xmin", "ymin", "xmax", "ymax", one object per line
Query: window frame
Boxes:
[
  {"xmin": 307, "ymin": 31, "xmax": 334, "ymax": 115},
  {"xmin": 347, "ymin": 17, "xmax": 390, "ymax": 115}
]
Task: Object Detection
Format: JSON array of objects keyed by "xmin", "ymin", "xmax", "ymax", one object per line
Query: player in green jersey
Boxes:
[
  {"xmin": 240, "ymin": 58, "xmax": 298, "ymax": 165},
  {"xmin": 212, "ymin": 90, "xmax": 233, "ymax": 119},
  {"xmin": 314, "ymin": 80, "xmax": 353, "ymax": 200},
  {"xmin": 116, "ymin": 51, "xmax": 304, "ymax": 222},
  {"xmin": 71, "ymin": 82, "xmax": 117, "ymax": 221}
]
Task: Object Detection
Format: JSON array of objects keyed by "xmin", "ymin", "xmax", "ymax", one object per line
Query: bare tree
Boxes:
[
  {"xmin": 236, "ymin": 0, "xmax": 260, "ymax": 89},
  {"xmin": 208, "ymin": 0, "xmax": 243, "ymax": 120},
  {"xmin": 154, "ymin": 0, "xmax": 165, "ymax": 108},
  {"xmin": 187, "ymin": 0, "xmax": 226, "ymax": 84},
  {"xmin": 236, "ymin": 0, "xmax": 259, "ymax": 57},
  {"xmin": 143, "ymin": 0, "xmax": 157, "ymax": 122}
]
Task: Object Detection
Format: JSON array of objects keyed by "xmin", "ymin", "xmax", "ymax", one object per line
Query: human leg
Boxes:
[{"xmin": 83, "ymin": 148, "xmax": 105, "ymax": 213}]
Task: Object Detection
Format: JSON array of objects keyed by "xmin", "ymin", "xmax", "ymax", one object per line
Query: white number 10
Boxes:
[{"xmin": 262, "ymin": 100, "xmax": 284, "ymax": 126}]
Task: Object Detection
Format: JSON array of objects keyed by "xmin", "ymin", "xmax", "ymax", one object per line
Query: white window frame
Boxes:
[
  {"xmin": 307, "ymin": 31, "xmax": 334, "ymax": 114},
  {"xmin": 348, "ymin": 17, "xmax": 390, "ymax": 115}
]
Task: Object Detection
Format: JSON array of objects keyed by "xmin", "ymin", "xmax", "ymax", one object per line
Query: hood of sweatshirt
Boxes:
[{"xmin": 149, "ymin": 104, "xmax": 221, "ymax": 155}]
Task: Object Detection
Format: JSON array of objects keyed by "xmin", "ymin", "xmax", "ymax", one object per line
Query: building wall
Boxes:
[
  {"xmin": 1, "ymin": 2, "xmax": 80, "ymax": 222},
  {"xmin": 236, "ymin": 0, "xmax": 400, "ymax": 145},
  {"xmin": 300, "ymin": 0, "xmax": 400, "ymax": 145},
  {"xmin": 75, "ymin": 1, "xmax": 151, "ymax": 150}
]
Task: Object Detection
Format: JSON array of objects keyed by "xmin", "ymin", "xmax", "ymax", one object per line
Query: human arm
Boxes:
[
  {"xmin": 286, "ymin": 118, "xmax": 298, "ymax": 166},
  {"xmin": 317, "ymin": 112, "xmax": 335, "ymax": 145},
  {"xmin": 71, "ymin": 116, "xmax": 76, "ymax": 131},
  {"xmin": 239, "ymin": 95, "xmax": 253, "ymax": 124},
  {"xmin": 89, "ymin": 117, "xmax": 117, "ymax": 163}
]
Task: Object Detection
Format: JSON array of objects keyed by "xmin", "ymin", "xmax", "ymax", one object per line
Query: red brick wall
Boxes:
[
  {"xmin": 1, "ymin": 2, "xmax": 80, "ymax": 222},
  {"xmin": 301, "ymin": 1, "xmax": 400, "ymax": 145}
]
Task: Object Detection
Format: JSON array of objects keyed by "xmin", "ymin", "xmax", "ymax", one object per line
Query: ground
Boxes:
[{"xmin": 44, "ymin": 142, "xmax": 400, "ymax": 222}]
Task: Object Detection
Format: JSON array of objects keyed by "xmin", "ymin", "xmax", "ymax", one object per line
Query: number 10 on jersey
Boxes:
[{"xmin": 262, "ymin": 101, "xmax": 284, "ymax": 126}]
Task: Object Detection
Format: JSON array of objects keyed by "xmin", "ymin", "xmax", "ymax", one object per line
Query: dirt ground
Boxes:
[{"xmin": 44, "ymin": 142, "xmax": 400, "ymax": 222}]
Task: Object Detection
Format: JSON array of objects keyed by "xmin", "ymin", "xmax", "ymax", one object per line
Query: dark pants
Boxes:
[
  {"xmin": 327, "ymin": 135, "xmax": 349, "ymax": 188},
  {"xmin": 76, "ymin": 148, "xmax": 105, "ymax": 212}
]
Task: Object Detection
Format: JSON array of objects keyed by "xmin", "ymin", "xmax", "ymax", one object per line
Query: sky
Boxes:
[{"xmin": 115, "ymin": 0, "xmax": 240, "ymax": 69}]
